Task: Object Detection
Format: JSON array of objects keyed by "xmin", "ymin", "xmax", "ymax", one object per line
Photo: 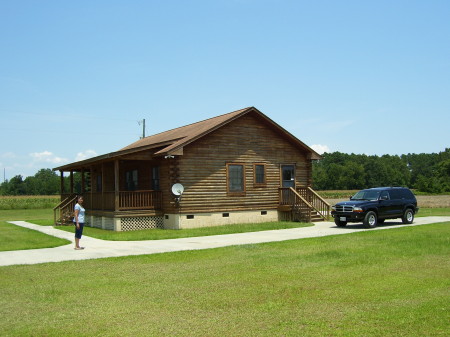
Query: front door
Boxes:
[{"xmin": 281, "ymin": 165, "xmax": 295, "ymax": 188}]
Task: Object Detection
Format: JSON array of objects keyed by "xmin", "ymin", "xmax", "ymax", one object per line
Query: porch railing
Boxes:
[
  {"xmin": 119, "ymin": 190, "xmax": 162, "ymax": 210},
  {"xmin": 83, "ymin": 190, "xmax": 162, "ymax": 211}
]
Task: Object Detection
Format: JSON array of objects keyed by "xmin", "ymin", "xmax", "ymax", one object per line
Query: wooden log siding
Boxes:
[{"xmin": 176, "ymin": 114, "xmax": 311, "ymax": 213}]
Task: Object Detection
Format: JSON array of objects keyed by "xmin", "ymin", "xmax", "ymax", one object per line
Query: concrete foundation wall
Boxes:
[
  {"xmin": 163, "ymin": 209, "xmax": 279, "ymax": 229},
  {"xmin": 87, "ymin": 210, "xmax": 278, "ymax": 231}
]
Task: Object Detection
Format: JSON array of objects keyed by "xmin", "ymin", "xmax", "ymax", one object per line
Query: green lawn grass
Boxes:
[
  {"xmin": 1, "ymin": 222, "xmax": 449, "ymax": 336},
  {"xmin": 0, "ymin": 208, "xmax": 54, "ymax": 222},
  {"xmin": 1, "ymin": 208, "xmax": 449, "ymax": 252},
  {"xmin": 0, "ymin": 208, "xmax": 311, "ymax": 249},
  {"xmin": 0, "ymin": 221, "xmax": 70, "ymax": 251},
  {"xmin": 57, "ymin": 220, "xmax": 314, "ymax": 240},
  {"xmin": 0, "ymin": 209, "xmax": 70, "ymax": 251},
  {"xmin": 415, "ymin": 207, "xmax": 450, "ymax": 217}
]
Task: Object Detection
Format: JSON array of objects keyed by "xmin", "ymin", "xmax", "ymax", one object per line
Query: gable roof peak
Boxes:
[
  {"xmin": 53, "ymin": 106, "xmax": 320, "ymax": 172},
  {"xmin": 120, "ymin": 106, "xmax": 256, "ymax": 153}
]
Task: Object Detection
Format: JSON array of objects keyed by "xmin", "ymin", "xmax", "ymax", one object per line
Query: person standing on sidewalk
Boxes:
[{"xmin": 73, "ymin": 196, "xmax": 85, "ymax": 250}]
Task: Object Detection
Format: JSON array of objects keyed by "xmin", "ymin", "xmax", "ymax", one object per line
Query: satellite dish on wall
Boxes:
[{"xmin": 171, "ymin": 183, "xmax": 184, "ymax": 196}]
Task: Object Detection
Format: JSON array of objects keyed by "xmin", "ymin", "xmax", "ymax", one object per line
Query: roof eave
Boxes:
[{"xmin": 53, "ymin": 140, "xmax": 178, "ymax": 172}]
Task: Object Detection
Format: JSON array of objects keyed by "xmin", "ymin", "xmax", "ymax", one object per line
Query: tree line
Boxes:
[
  {"xmin": 312, "ymin": 148, "xmax": 450, "ymax": 192},
  {"xmin": 0, "ymin": 169, "xmax": 83, "ymax": 196},
  {"xmin": 1, "ymin": 149, "xmax": 449, "ymax": 195}
]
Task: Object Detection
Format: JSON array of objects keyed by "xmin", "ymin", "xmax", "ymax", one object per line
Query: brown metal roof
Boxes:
[
  {"xmin": 120, "ymin": 107, "xmax": 251, "ymax": 154},
  {"xmin": 54, "ymin": 106, "xmax": 320, "ymax": 171}
]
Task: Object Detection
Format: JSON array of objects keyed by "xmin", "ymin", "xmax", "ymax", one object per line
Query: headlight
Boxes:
[
  {"xmin": 331, "ymin": 205, "xmax": 336, "ymax": 211},
  {"xmin": 353, "ymin": 207, "xmax": 364, "ymax": 213}
]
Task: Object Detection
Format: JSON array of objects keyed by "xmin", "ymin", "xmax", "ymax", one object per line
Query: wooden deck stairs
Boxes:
[
  {"xmin": 279, "ymin": 187, "xmax": 331, "ymax": 223},
  {"xmin": 53, "ymin": 194, "xmax": 78, "ymax": 226}
]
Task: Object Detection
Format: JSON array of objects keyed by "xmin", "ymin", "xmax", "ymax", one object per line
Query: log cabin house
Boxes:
[{"xmin": 53, "ymin": 107, "xmax": 330, "ymax": 231}]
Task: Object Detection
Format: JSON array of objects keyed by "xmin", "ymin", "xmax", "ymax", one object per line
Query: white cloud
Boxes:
[
  {"xmin": 310, "ymin": 144, "xmax": 330, "ymax": 154},
  {"xmin": 30, "ymin": 151, "xmax": 68, "ymax": 164},
  {"xmin": 75, "ymin": 150, "xmax": 98, "ymax": 161}
]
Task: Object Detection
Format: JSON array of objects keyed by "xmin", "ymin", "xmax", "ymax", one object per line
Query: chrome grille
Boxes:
[{"xmin": 336, "ymin": 205, "xmax": 354, "ymax": 212}]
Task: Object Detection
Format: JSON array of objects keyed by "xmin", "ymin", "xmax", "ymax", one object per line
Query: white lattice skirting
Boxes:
[{"xmin": 120, "ymin": 216, "xmax": 164, "ymax": 231}]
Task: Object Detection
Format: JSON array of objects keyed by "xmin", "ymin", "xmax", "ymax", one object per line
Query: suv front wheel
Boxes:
[
  {"xmin": 402, "ymin": 209, "xmax": 414, "ymax": 224},
  {"xmin": 363, "ymin": 211, "xmax": 378, "ymax": 228},
  {"xmin": 334, "ymin": 217, "xmax": 347, "ymax": 227}
]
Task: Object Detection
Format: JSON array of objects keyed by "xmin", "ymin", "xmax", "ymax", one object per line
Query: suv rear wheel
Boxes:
[
  {"xmin": 402, "ymin": 209, "xmax": 414, "ymax": 224},
  {"xmin": 363, "ymin": 211, "xmax": 377, "ymax": 228}
]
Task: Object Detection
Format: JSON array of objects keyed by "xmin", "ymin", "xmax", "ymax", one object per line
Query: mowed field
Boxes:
[
  {"xmin": 1, "ymin": 194, "xmax": 449, "ymax": 336},
  {"xmin": 1, "ymin": 221, "xmax": 449, "ymax": 336}
]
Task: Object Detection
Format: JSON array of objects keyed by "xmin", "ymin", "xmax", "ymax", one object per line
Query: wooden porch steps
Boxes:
[
  {"xmin": 53, "ymin": 194, "xmax": 78, "ymax": 226},
  {"xmin": 279, "ymin": 187, "xmax": 331, "ymax": 223},
  {"xmin": 292, "ymin": 206, "xmax": 325, "ymax": 222}
]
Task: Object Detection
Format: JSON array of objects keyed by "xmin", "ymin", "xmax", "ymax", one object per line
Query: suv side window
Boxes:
[
  {"xmin": 401, "ymin": 189, "xmax": 415, "ymax": 199},
  {"xmin": 390, "ymin": 190, "xmax": 403, "ymax": 200},
  {"xmin": 380, "ymin": 191, "xmax": 390, "ymax": 200}
]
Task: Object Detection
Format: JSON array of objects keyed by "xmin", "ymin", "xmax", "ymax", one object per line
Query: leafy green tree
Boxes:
[
  {"xmin": 437, "ymin": 159, "xmax": 450, "ymax": 191},
  {"xmin": 24, "ymin": 169, "xmax": 60, "ymax": 195},
  {"xmin": 336, "ymin": 162, "xmax": 365, "ymax": 189},
  {"xmin": 313, "ymin": 149, "xmax": 447, "ymax": 192},
  {"xmin": 4, "ymin": 175, "xmax": 27, "ymax": 195}
]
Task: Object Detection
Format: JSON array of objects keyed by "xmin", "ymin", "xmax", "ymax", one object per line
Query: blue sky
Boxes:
[{"xmin": 1, "ymin": 0, "xmax": 449, "ymax": 179}]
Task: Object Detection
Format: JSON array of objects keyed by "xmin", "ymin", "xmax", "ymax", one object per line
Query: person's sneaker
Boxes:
[{"xmin": 74, "ymin": 247, "xmax": 85, "ymax": 250}]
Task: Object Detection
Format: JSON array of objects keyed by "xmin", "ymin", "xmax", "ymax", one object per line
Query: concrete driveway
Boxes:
[{"xmin": 1, "ymin": 216, "xmax": 449, "ymax": 267}]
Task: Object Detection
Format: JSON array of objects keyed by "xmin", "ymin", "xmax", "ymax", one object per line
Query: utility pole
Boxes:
[
  {"xmin": 138, "ymin": 119, "xmax": 145, "ymax": 139},
  {"xmin": 143, "ymin": 119, "xmax": 145, "ymax": 138},
  {"xmin": 138, "ymin": 119, "xmax": 146, "ymax": 139}
]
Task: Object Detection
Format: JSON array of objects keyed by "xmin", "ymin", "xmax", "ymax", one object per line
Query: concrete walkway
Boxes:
[{"xmin": 1, "ymin": 216, "xmax": 449, "ymax": 267}]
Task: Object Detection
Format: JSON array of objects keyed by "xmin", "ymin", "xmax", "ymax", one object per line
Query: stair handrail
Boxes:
[
  {"xmin": 306, "ymin": 187, "xmax": 331, "ymax": 220},
  {"xmin": 289, "ymin": 187, "xmax": 313, "ymax": 222},
  {"xmin": 53, "ymin": 194, "xmax": 78, "ymax": 225},
  {"xmin": 289, "ymin": 187, "xmax": 313, "ymax": 208},
  {"xmin": 53, "ymin": 193, "xmax": 78, "ymax": 210}
]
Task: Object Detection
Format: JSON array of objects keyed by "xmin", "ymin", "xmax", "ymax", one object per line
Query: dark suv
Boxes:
[{"xmin": 331, "ymin": 187, "xmax": 419, "ymax": 228}]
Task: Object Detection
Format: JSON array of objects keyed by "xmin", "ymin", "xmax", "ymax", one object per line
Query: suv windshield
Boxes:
[{"xmin": 352, "ymin": 190, "xmax": 380, "ymax": 201}]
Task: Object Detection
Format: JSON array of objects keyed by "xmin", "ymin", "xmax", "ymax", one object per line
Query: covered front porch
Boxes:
[
  {"xmin": 53, "ymin": 152, "xmax": 180, "ymax": 230},
  {"xmin": 65, "ymin": 190, "xmax": 163, "ymax": 212}
]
